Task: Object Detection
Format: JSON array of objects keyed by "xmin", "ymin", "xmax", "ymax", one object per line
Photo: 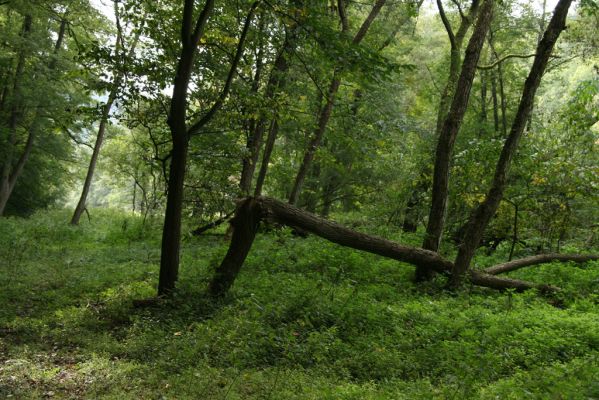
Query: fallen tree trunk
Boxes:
[
  {"xmin": 207, "ymin": 197, "xmax": 580, "ymax": 297},
  {"xmin": 484, "ymin": 254, "xmax": 599, "ymax": 275}
]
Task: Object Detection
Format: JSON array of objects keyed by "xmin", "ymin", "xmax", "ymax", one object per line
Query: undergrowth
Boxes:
[{"xmin": 0, "ymin": 209, "xmax": 598, "ymax": 399}]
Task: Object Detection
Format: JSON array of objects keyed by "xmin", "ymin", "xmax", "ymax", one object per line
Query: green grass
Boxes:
[{"xmin": 1, "ymin": 209, "xmax": 598, "ymax": 399}]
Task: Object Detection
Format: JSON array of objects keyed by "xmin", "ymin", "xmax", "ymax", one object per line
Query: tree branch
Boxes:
[
  {"xmin": 484, "ymin": 254, "xmax": 599, "ymax": 275},
  {"xmin": 187, "ymin": 1, "xmax": 259, "ymax": 137},
  {"xmin": 437, "ymin": 0, "xmax": 456, "ymax": 49},
  {"xmin": 477, "ymin": 53, "xmax": 560, "ymax": 70},
  {"xmin": 353, "ymin": 0, "xmax": 387, "ymax": 44}
]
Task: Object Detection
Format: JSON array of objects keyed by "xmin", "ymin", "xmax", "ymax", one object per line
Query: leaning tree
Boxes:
[{"xmin": 206, "ymin": 0, "xmax": 598, "ymax": 298}]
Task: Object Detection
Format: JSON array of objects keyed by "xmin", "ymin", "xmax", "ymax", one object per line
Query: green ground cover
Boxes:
[{"xmin": 1, "ymin": 210, "xmax": 598, "ymax": 399}]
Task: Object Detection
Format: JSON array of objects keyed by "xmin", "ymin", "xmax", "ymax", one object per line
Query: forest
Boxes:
[{"xmin": 0, "ymin": 0, "xmax": 598, "ymax": 397}]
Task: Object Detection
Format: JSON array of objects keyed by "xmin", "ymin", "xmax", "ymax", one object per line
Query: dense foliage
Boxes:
[{"xmin": 1, "ymin": 0, "xmax": 598, "ymax": 397}]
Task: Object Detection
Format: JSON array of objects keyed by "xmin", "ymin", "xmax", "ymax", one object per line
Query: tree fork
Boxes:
[{"xmin": 453, "ymin": 0, "xmax": 574, "ymax": 285}]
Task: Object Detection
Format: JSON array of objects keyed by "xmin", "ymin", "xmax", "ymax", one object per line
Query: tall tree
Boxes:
[
  {"xmin": 158, "ymin": 0, "xmax": 258, "ymax": 295},
  {"xmin": 70, "ymin": 1, "xmax": 141, "ymax": 225},
  {"xmin": 416, "ymin": 0, "xmax": 494, "ymax": 279},
  {"xmin": 288, "ymin": 0, "xmax": 387, "ymax": 205},
  {"xmin": 452, "ymin": 0, "xmax": 573, "ymax": 285}
]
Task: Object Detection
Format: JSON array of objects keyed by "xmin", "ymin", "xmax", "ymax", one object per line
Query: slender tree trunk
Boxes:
[
  {"xmin": 288, "ymin": 0, "xmax": 387, "ymax": 205},
  {"xmin": 480, "ymin": 70, "xmax": 487, "ymax": 122},
  {"xmin": 254, "ymin": 119, "xmax": 278, "ymax": 196},
  {"xmin": 452, "ymin": 0, "xmax": 573, "ymax": 285},
  {"xmin": 490, "ymin": 70, "xmax": 499, "ymax": 133},
  {"xmin": 70, "ymin": 93, "xmax": 116, "ymax": 224},
  {"xmin": 71, "ymin": 12, "xmax": 140, "ymax": 225},
  {"xmin": 421, "ymin": 0, "xmax": 494, "ymax": 253},
  {"xmin": 289, "ymin": 73, "xmax": 342, "ymax": 205},
  {"xmin": 508, "ymin": 202, "xmax": 518, "ymax": 261},
  {"xmin": 158, "ymin": 135, "xmax": 189, "ymax": 294}
]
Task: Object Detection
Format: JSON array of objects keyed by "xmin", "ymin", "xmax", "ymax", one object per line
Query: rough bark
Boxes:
[
  {"xmin": 422, "ymin": 0, "xmax": 494, "ymax": 253},
  {"xmin": 208, "ymin": 197, "xmax": 566, "ymax": 297},
  {"xmin": 452, "ymin": 0, "xmax": 573, "ymax": 285},
  {"xmin": 208, "ymin": 199, "xmax": 262, "ymax": 296},
  {"xmin": 158, "ymin": 0, "xmax": 216, "ymax": 295},
  {"xmin": 159, "ymin": 0, "xmax": 257, "ymax": 295},
  {"xmin": 484, "ymin": 254, "xmax": 599, "ymax": 275}
]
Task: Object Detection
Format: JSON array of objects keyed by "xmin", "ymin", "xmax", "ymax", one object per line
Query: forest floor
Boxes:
[{"xmin": 0, "ymin": 209, "xmax": 598, "ymax": 399}]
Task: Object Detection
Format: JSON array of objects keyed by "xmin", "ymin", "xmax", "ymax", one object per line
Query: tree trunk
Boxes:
[
  {"xmin": 158, "ymin": 136, "xmax": 189, "ymax": 295},
  {"xmin": 490, "ymin": 70, "xmax": 499, "ymax": 133},
  {"xmin": 288, "ymin": 0, "xmax": 387, "ymax": 205},
  {"xmin": 239, "ymin": 35, "xmax": 289, "ymax": 195},
  {"xmin": 70, "ymin": 93, "xmax": 116, "ymax": 225},
  {"xmin": 158, "ymin": 0, "xmax": 215, "ymax": 295},
  {"xmin": 71, "ymin": 16, "xmax": 140, "ymax": 225},
  {"xmin": 484, "ymin": 253, "xmax": 598, "ymax": 275},
  {"xmin": 452, "ymin": 0, "xmax": 573, "ymax": 285},
  {"xmin": 508, "ymin": 202, "xmax": 518, "ymax": 261},
  {"xmin": 159, "ymin": 0, "xmax": 256, "ymax": 295},
  {"xmin": 254, "ymin": 119, "xmax": 278, "ymax": 196},
  {"xmin": 288, "ymin": 72, "xmax": 342, "ymax": 205},
  {"xmin": 208, "ymin": 197, "xmax": 577, "ymax": 297},
  {"xmin": 422, "ymin": 0, "xmax": 494, "ymax": 253}
]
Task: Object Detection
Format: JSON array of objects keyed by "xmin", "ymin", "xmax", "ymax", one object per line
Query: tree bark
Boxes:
[
  {"xmin": 288, "ymin": 73, "xmax": 342, "ymax": 205},
  {"xmin": 452, "ymin": 0, "xmax": 573, "ymax": 285},
  {"xmin": 484, "ymin": 254, "xmax": 599, "ymax": 275},
  {"xmin": 70, "ymin": 92, "xmax": 117, "ymax": 225},
  {"xmin": 158, "ymin": 0, "xmax": 215, "ymax": 295},
  {"xmin": 254, "ymin": 119, "xmax": 279, "ymax": 196},
  {"xmin": 422, "ymin": 0, "xmax": 494, "ymax": 253},
  {"xmin": 159, "ymin": 0, "xmax": 257, "ymax": 295},
  {"xmin": 208, "ymin": 197, "xmax": 567, "ymax": 297}
]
